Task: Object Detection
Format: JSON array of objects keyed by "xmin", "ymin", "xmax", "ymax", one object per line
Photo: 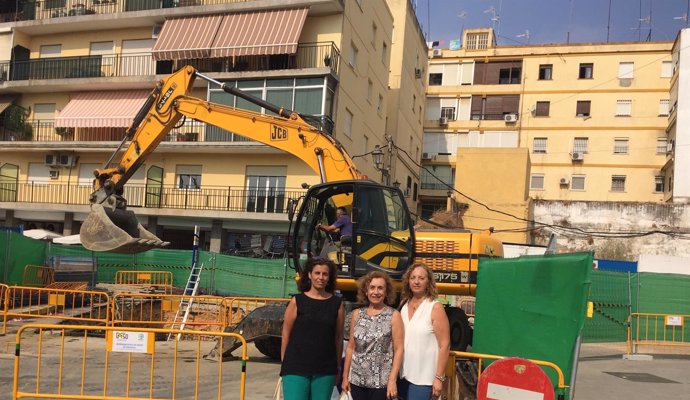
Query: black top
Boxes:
[{"xmin": 280, "ymin": 293, "xmax": 342, "ymax": 376}]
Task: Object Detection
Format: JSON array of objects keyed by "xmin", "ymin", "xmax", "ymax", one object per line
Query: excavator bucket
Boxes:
[{"xmin": 80, "ymin": 204, "xmax": 170, "ymax": 254}]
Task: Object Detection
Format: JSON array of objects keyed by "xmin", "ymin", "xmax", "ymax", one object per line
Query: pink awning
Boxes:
[
  {"xmin": 55, "ymin": 90, "xmax": 151, "ymax": 128},
  {"xmin": 210, "ymin": 8, "xmax": 309, "ymax": 58},
  {"xmin": 151, "ymin": 14, "xmax": 224, "ymax": 61}
]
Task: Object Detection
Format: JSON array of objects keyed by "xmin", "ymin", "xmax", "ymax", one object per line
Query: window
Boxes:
[
  {"xmin": 246, "ymin": 167, "xmax": 287, "ymax": 213},
  {"xmin": 371, "ymin": 22, "xmax": 377, "ymax": 47},
  {"xmin": 377, "ymin": 95, "xmax": 384, "ymax": 114},
  {"xmin": 381, "ymin": 42, "xmax": 388, "ymax": 65},
  {"xmin": 344, "ymin": 109, "xmax": 353, "ymax": 137},
  {"xmin": 465, "ymin": 32, "xmax": 489, "ymax": 50},
  {"xmin": 535, "ymin": 101, "xmax": 550, "ymax": 117},
  {"xmin": 657, "ymin": 137, "xmax": 668, "ymax": 154},
  {"xmin": 441, "ymin": 107, "xmax": 456, "ymax": 120},
  {"xmin": 176, "ymin": 165, "xmax": 201, "ymax": 189},
  {"xmin": 39, "ymin": 44, "xmax": 62, "ymax": 58},
  {"xmin": 538, "ymin": 64, "xmax": 552, "ymax": 80},
  {"xmin": 669, "ymin": 176, "xmax": 673, "ymax": 192},
  {"xmin": 618, "ymin": 62, "xmax": 634, "ymax": 79},
  {"xmin": 429, "ymin": 73, "xmax": 443, "ymax": 86},
  {"xmin": 655, "ymin": 176, "xmax": 665, "ymax": 192},
  {"xmin": 611, "ymin": 176, "xmax": 626, "ymax": 192},
  {"xmin": 367, "ymin": 79, "xmax": 373, "ymax": 102},
  {"xmin": 573, "ymin": 137, "xmax": 589, "ymax": 153},
  {"xmin": 579, "ymin": 63, "xmax": 593, "ymax": 79},
  {"xmin": 533, "ymin": 137, "xmax": 547, "ymax": 153},
  {"xmin": 659, "ymin": 99, "xmax": 670, "ymax": 116},
  {"xmin": 571, "ymin": 175, "xmax": 586, "ymax": 191},
  {"xmin": 421, "ymin": 166, "xmax": 454, "ymax": 190},
  {"xmin": 616, "ymin": 100, "xmax": 632, "ymax": 116},
  {"xmin": 421, "ymin": 201, "xmax": 447, "ymax": 219},
  {"xmin": 530, "ymin": 174, "xmax": 544, "ymax": 190},
  {"xmin": 412, "ymin": 94, "xmax": 416, "ymax": 111},
  {"xmin": 661, "ymin": 61, "xmax": 673, "ymax": 78},
  {"xmin": 348, "ymin": 42, "xmax": 358, "ymax": 68},
  {"xmin": 613, "ymin": 138, "xmax": 629, "ymax": 154},
  {"xmin": 499, "ymin": 67, "xmax": 521, "ymax": 84},
  {"xmin": 576, "ymin": 101, "xmax": 591, "ymax": 117}
]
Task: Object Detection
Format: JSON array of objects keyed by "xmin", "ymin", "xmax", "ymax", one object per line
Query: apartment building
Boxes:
[
  {"xmin": 421, "ymin": 28, "xmax": 673, "ymax": 240},
  {"xmin": 0, "ymin": 0, "xmax": 427, "ymax": 251}
]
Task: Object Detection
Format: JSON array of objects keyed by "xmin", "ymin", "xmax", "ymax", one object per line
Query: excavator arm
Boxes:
[{"xmin": 81, "ymin": 65, "xmax": 363, "ymax": 253}]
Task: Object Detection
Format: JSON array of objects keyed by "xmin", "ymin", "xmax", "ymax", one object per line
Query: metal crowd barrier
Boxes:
[
  {"xmin": 628, "ymin": 312, "xmax": 690, "ymax": 354},
  {"xmin": 447, "ymin": 350, "xmax": 568, "ymax": 400},
  {"xmin": 12, "ymin": 323, "xmax": 248, "ymax": 400},
  {"xmin": 112, "ymin": 293, "xmax": 228, "ymax": 331},
  {"xmin": 114, "ymin": 270, "xmax": 174, "ymax": 294},
  {"xmin": 21, "ymin": 265, "xmax": 55, "ymax": 287},
  {"xmin": 225, "ymin": 297, "xmax": 290, "ymax": 327},
  {"xmin": 2, "ymin": 285, "xmax": 110, "ymax": 334}
]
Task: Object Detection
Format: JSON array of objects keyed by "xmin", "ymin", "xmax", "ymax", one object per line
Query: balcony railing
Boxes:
[
  {"xmin": 0, "ymin": 181, "xmax": 305, "ymax": 214},
  {"xmin": 0, "ymin": 43, "xmax": 340, "ymax": 81},
  {"xmin": 0, "ymin": 116, "xmax": 334, "ymax": 142}
]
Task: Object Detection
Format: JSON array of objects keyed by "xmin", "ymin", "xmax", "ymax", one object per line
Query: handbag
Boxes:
[{"xmin": 274, "ymin": 377, "xmax": 283, "ymax": 400}]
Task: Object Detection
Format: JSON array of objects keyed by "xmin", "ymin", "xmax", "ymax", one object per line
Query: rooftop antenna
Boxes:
[
  {"xmin": 484, "ymin": 5, "xmax": 501, "ymax": 39},
  {"xmin": 607, "ymin": 0, "xmax": 612, "ymax": 42},
  {"xmin": 516, "ymin": 30, "xmax": 531, "ymax": 44},
  {"xmin": 458, "ymin": 11, "xmax": 467, "ymax": 36}
]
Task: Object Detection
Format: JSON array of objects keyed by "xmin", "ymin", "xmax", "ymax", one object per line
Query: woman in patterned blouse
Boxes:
[{"xmin": 341, "ymin": 271, "xmax": 404, "ymax": 400}]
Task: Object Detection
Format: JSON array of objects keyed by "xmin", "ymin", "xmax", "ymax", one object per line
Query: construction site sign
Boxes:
[{"xmin": 107, "ymin": 330, "xmax": 154, "ymax": 353}]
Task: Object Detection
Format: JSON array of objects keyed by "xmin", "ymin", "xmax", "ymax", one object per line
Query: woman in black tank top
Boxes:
[{"xmin": 280, "ymin": 257, "xmax": 345, "ymax": 400}]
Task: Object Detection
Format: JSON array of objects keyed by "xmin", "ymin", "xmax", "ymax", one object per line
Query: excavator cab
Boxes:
[{"xmin": 289, "ymin": 180, "xmax": 415, "ymax": 282}]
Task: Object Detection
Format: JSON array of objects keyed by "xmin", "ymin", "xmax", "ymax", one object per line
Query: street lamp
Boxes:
[{"xmin": 372, "ymin": 145, "xmax": 384, "ymax": 169}]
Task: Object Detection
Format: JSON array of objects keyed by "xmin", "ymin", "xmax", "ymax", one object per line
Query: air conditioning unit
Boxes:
[
  {"xmin": 57, "ymin": 154, "xmax": 77, "ymax": 167},
  {"xmin": 439, "ymin": 117, "xmax": 449, "ymax": 126},
  {"xmin": 422, "ymin": 152, "xmax": 431, "ymax": 160},
  {"xmin": 559, "ymin": 177, "xmax": 570, "ymax": 185},
  {"xmin": 44, "ymin": 154, "xmax": 58, "ymax": 166},
  {"xmin": 152, "ymin": 24, "xmax": 163, "ymax": 39},
  {"xmin": 414, "ymin": 68, "xmax": 422, "ymax": 78},
  {"xmin": 504, "ymin": 114, "xmax": 518, "ymax": 123},
  {"xmin": 571, "ymin": 152, "xmax": 584, "ymax": 161},
  {"xmin": 49, "ymin": 170, "xmax": 59, "ymax": 179},
  {"xmin": 432, "ymin": 49, "xmax": 443, "ymax": 57}
]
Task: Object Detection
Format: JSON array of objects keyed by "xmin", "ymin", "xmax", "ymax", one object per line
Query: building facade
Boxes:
[
  {"xmin": 0, "ymin": 0, "xmax": 426, "ymax": 252},
  {"xmin": 422, "ymin": 28, "xmax": 673, "ymax": 241}
]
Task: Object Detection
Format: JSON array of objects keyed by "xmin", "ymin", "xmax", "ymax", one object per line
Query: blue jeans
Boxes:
[{"xmin": 398, "ymin": 378, "xmax": 432, "ymax": 400}]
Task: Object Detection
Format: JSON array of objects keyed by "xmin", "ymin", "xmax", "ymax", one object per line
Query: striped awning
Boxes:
[
  {"xmin": 151, "ymin": 14, "xmax": 224, "ymax": 61},
  {"xmin": 55, "ymin": 90, "xmax": 151, "ymax": 128},
  {"xmin": 210, "ymin": 8, "xmax": 309, "ymax": 58}
]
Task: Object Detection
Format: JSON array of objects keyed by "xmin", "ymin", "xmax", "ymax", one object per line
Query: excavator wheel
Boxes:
[
  {"xmin": 254, "ymin": 337, "xmax": 282, "ymax": 360},
  {"xmin": 447, "ymin": 307, "xmax": 472, "ymax": 351}
]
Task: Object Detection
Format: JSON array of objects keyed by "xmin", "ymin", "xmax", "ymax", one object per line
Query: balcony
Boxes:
[
  {"xmin": 0, "ymin": 114, "xmax": 334, "ymax": 142},
  {"xmin": 0, "ymin": 43, "xmax": 340, "ymax": 82},
  {"xmin": 0, "ymin": 181, "xmax": 305, "ymax": 214}
]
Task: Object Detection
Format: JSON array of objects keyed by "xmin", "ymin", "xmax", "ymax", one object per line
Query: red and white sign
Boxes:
[{"xmin": 477, "ymin": 357, "xmax": 555, "ymax": 400}]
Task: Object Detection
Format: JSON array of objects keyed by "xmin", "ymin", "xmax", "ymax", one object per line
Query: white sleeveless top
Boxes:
[{"xmin": 400, "ymin": 298, "xmax": 439, "ymax": 385}]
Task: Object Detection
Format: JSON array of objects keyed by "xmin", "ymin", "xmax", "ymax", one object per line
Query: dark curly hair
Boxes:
[
  {"xmin": 298, "ymin": 256, "xmax": 338, "ymax": 293},
  {"xmin": 356, "ymin": 271, "xmax": 396, "ymax": 305}
]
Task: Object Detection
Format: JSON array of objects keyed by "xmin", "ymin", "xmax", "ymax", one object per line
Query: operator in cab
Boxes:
[{"xmin": 317, "ymin": 206, "xmax": 353, "ymax": 245}]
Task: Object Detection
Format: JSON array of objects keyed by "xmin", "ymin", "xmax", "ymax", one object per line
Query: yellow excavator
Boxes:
[{"xmin": 80, "ymin": 65, "xmax": 502, "ymax": 355}]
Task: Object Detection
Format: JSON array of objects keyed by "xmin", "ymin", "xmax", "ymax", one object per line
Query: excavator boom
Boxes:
[{"xmin": 81, "ymin": 66, "xmax": 363, "ymax": 253}]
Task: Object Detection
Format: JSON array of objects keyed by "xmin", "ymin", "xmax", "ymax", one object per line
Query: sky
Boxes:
[{"xmin": 414, "ymin": 0, "xmax": 690, "ymax": 47}]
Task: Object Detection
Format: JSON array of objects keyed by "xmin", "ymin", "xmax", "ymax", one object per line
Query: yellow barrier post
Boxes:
[
  {"xmin": 1, "ymin": 283, "xmax": 8, "ymax": 335},
  {"xmin": 629, "ymin": 312, "xmax": 690, "ymax": 352},
  {"xmin": 13, "ymin": 323, "xmax": 248, "ymax": 400}
]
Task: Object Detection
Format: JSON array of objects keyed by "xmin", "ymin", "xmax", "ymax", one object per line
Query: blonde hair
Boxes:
[
  {"xmin": 401, "ymin": 262, "xmax": 438, "ymax": 302},
  {"xmin": 356, "ymin": 271, "xmax": 396, "ymax": 305}
]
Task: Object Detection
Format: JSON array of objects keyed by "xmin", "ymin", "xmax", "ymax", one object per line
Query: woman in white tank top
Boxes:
[{"xmin": 399, "ymin": 263, "xmax": 450, "ymax": 400}]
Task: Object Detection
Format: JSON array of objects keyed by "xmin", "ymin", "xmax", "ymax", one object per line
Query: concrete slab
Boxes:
[{"xmin": 622, "ymin": 353, "xmax": 654, "ymax": 361}]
